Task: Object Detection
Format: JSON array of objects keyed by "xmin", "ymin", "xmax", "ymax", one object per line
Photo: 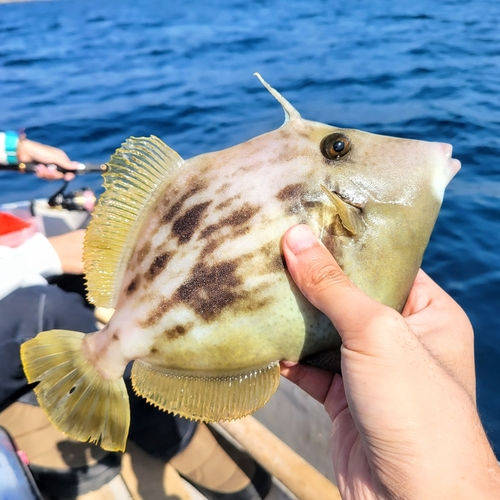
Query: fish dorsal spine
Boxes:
[
  {"xmin": 254, "ymin": 72, "xmax": 301, "ymax": 123},
  {"xmin": 84, "ymin": 136, "xmax": 184, "ymax": 307}
]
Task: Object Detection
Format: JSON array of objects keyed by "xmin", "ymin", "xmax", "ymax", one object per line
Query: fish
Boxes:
[{"xmin": 20, "ymin": 74, "xmax": 460, "ymax": 452}]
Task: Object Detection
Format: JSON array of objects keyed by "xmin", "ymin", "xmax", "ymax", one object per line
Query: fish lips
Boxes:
[{"xmin": 438, "ymin": 142, "xmax": 461, "ymax": 183}]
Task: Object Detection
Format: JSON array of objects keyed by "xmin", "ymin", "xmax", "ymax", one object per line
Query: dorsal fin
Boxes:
[{"xmin": 84, "ymin": 136, "xmax": 184, "ymax": 307}]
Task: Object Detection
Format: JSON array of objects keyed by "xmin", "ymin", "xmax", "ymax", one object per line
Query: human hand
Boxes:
[
  {"xmin": 401, "ymin": 267, "xmax": 476, "ymax": 400},
  {"xmin": 17, "ymin": 138, "xmax": 77, "ymax": 181},
  {"xmin": 47, "ymin": 230, "xmax": 85, "ymax": 274},
  {"xmin": 280, "ymin": 224, "xmax": 500, "ymax": 500}
]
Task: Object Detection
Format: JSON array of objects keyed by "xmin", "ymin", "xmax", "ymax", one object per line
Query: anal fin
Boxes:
[{"xmin": 131, "ymin": 360, "xmax": 280, "ymax": 422}]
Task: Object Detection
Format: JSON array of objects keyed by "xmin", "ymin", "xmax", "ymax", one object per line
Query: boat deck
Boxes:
[{"xmin": 31, "ymin": 379, "xmax": 338, "ymax": 500}]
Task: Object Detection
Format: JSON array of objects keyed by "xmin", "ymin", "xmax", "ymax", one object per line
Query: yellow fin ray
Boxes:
[
  {"xmin": 20, "ymin": 330, "xmax": 130, "ymax": 452},
  {"xmin": 84, "ymin": 136, "xmax": 184, "ymax": 307},
  {"xmin": 131, "ymin": 360, "xmax": 280, "ymax": 422},
  {"xmin": 321, "ymin": 184, "xmax": 363, "ymax": 235}
]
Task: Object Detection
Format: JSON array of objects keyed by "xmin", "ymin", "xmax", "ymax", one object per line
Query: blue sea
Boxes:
[{"xmin": 1, "ymin": 0, "xmax": 500, "ymax": 456}]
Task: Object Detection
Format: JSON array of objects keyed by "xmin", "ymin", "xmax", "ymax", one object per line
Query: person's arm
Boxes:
[
  {"xmin": 47, "ymin": 230, "xmax": 85, "ymax": 275},
  {"xmin": 0, "ymin": 131, "xmax": 76, "ymax": 180},
  {"xmin": 0, "ymin": 230, "xmax": 85, "ymax": 302},
  {"xmin": 280, "ymin": 224, "xmax": 500, "ymax": 500},
  {"xmin": 0, "ymin": 233, "xmax": 62, "ymax": 301}
]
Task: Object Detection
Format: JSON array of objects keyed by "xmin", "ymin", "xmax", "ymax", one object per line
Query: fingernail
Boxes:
[{"xmin": 286, "ymin": 225, "xmax": 319, "ymax": 255}]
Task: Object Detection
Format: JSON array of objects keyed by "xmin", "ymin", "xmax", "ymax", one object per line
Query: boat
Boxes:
[{"xmin": 0, "ymin": 190, "xmax": 340, "ymax": 500}]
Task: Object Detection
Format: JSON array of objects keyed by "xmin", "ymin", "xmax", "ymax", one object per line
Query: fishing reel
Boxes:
[{"xmin": 47, "ymin": 181, "xmax": 96, "ymax": 212}]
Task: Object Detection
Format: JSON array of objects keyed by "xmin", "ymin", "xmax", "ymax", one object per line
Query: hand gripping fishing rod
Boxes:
[
  {"xmin": 0, "ymin": 162, "xmax": 107, "ymax": 175},
  {"xmin": 0, "ymin": 161, "xmax": 101, "ymax": 212}
]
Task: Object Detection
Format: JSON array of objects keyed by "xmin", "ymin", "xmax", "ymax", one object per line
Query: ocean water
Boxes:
[{"xmin": 1, "ymin": 0, "xmax": 500, "ymax": 455}]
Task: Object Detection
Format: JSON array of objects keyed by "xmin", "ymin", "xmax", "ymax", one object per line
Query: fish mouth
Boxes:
[
  {"xmin": 449, "ymin": 158, "xmax": 461, "ymax": 178},
  {"xmin": 438, "ymin": 143, "xmax": 461, "ymax": 178},
  {"xmin": 448, "ymin": 156, "xmax": 461, "ymax": 174}
]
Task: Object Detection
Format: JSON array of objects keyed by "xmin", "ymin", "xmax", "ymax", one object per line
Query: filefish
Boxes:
[{"xmin": 21, "ymin": 74, "xmax": 460, "ymax": 451}]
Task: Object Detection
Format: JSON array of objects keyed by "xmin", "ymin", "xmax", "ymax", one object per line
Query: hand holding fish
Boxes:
[
  {"xmin": 401, "ymin": 268, "xmax": 476, "ymax": 400},
  {"xmin": 280, "ymin": 224, "xmax": 500, "ymax": 499},
  {"xmin": 19, "ymin": 75, "xmax": 464, "ymax": 452}
]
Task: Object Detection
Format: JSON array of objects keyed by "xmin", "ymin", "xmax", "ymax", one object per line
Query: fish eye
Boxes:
[{"xmin": 320, "ymin": 133, "xmax": 351, "ymax": 160}]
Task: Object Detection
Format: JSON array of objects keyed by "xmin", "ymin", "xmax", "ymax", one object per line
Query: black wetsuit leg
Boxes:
[
  {"xmin": 0, "ymin": 284, "xmax": 196, "ymax": 459},
  {"xmin": 0, "ymin": 284, "xmax": 96, "ymax": 411}
]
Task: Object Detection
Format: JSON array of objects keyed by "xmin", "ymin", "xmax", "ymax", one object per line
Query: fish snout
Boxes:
[{"xmin": 435, "ymin": 142, "xmax": 461, "ymax": 184}]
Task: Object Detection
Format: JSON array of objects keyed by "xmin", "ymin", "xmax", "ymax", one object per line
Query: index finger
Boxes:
[{"xmin": 279, "ymin": 361, "xmax": 335, "ymax": 405}]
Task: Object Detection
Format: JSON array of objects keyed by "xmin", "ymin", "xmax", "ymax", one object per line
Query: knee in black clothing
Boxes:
[{"xmin": 0, "ymin": 285, "xmax": 97, "ymax": 410}]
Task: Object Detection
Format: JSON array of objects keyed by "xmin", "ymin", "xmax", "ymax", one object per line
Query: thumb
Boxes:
[{"xmin": 282, "ymin": 224, "xmax": 396, "ymax": 349}]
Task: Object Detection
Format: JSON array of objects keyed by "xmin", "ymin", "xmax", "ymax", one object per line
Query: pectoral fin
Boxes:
[{"xmin": 320, "ymin": 184, "xmax": 363, "ymax": 236}]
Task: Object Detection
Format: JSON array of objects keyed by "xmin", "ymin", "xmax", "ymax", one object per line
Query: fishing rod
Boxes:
[
  {"xmin": 0, "ymin": 161, "xmax": 104, "ymax": 211},
  {"xmin": 0, "ymin": 161, "xmax": 102, "ymax": 212},
  {"xmin": 0, "ymin": 161, "xmax": 107, "ymax": 175}
]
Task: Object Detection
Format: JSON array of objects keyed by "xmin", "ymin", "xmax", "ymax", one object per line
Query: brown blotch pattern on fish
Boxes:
[
  {"xmin": 222, "ymin": 203, "xmax": 260, "ymax": 226},
  {"xmin": 111, "ymin": 331, "xmax": 119, "ymax": 341},
  {"xmin": 269, "ymin": 253, "xmax": 286, "ymax": 272},
  {"xmin": 297, "ymin": 128, "xmax": 314, "ymax": 140},
  {"xmin": 126, "ymin": 276, "xmax": 140, "ymax": 296},
  {"xmin": 162, "ymin": 184, "xmax": 206, "ymax": 224},
  {"xmin": 145, "ymin": 252, "xmax": 172, "ymax": 281},
  {"xmin": 271, "ymin": 147, "xmax": 301, "ymax": 166},
  {"xmin": 302, "ymin": 200, "xmax": 319, "ymax": 209},
  {"xmin": 215, "ymin": 194, "xmax": 241, "ymax": 211},
  {"xmin": 216, "ymin": 182, "xmax": 231, "ymax": 195},
  {"xmin": 176, "ymin": 261, "xmax": 242, "ymax": 321},
  {"xmin": 200, "ymin": 203, "xmax": 260, "ymax": 239},
  {"xmin": 233, "ymin": 226, "xmax": 250, "ymax": 237},
  {"xmin": 258, "ymin": 241, "xmax": 284, "ymax": 273},
  {"xmin": 172, "ymin": 201, "xmax": 211, "ymax": 244},
  {"xmin": 164, "ymin": 324, "xmax": 187, "ymax": 340},
  {"xmin": 201, "ymin": 224, "xmax": 219, "ymax": 239},
  {"xmin": 200, "ymin": 239, "xmax": 222, "ymax": 258},
  {"xmin": 137, "ymin": 241, "xmax": 152, "ymax": 264},
  {"xmin": 140, "ymin": 297, "xmax": 173, "ymax": 328},
  {"xmin": 162, "ymin": 199, "xmax": 184, "ymax": 225},
  {"xmin": 276, "ymin": 183, "xmax": 306, "ymax": 201},
  {"xmin": 234, "ymin": 163, "xmax": 259, "ymax": 176}
]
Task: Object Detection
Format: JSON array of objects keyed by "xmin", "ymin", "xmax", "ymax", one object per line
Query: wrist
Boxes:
[
  {"xmin": 15, "ymin": 135, "xmax": 31, "ymax": 163},
  {"xmin": 387, "ymin": 453, "xmax": 500, "ymax": 500},
  {"xmin": 0, "ymin": 131, "xmax": 20, "ymax": 165}
]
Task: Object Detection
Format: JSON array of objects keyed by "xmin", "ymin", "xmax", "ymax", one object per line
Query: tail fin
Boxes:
[{"xmin": 20, "ymin": 330, "xmax": 130, "ymax": 452}]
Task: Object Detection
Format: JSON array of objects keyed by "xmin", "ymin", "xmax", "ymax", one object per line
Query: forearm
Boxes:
[{"xmin": 0, "ymin": 233, "xmax": 62, "ymax": 300}]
